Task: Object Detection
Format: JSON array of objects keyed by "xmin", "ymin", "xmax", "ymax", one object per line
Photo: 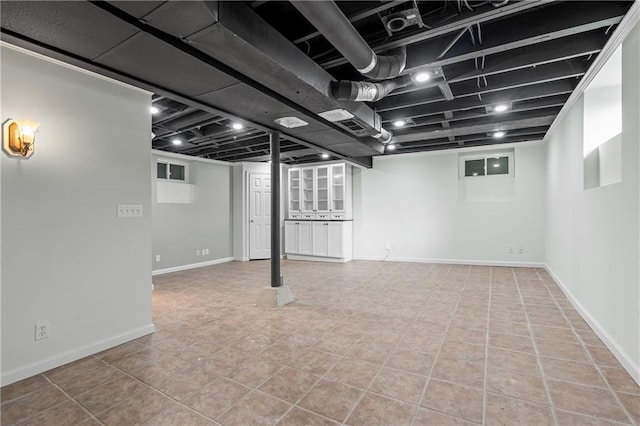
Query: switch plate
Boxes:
[
  {"xmin": 155, "ymin": 255, "xmax": 160, "ymax": 262},
  {"xmin": 518, "ymin": 247, "xmax": 524, "ymax": 254},
  {"xmin": 117, "ymin": 204, "xmax": 143, "ymax": 218}
]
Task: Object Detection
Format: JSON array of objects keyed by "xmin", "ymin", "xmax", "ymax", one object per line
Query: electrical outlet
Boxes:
[
  {"xmin": 205, "ymin": 248, "xmax": 209, "ymax": 255},
  {"xmin": 35, "ymin": 321, "xmax": 49, "ymax": 340},
  {"xmin": 518, "ymin": 247, "xmax": 524, "ymax": 254},
  {"xmin": 196, "ymin": 249, "xmax": 201, "ymax": 256},
  {"xmin": 155, "ymin": 255, "xmax": 160, "ymax": 262}
]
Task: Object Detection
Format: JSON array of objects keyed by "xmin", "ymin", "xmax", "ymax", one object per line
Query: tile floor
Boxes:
[{"xmin": 2, "ymin": 260, "xmax": 639, "ymax": 425}]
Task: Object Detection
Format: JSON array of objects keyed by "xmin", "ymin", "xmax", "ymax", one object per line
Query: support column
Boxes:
[
  {"xmin": 257, "ymin": 131, "xmax": 295, "ymax": 307},
  {"xmin": 270, "ymin": 131, "xmax": 282, "ymax": 288}
]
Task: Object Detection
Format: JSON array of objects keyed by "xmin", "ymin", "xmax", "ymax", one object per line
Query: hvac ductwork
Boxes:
[
  {"xmin": 290, "ymin": 1, "xmax": 407, "ymax": 80},
  {"xmin": 331, "ymin": 75, "xmax": 413, "ymax": 102}
]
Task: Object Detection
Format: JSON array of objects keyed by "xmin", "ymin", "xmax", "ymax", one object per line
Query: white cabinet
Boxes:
[
  {"xmin": 285, "ymin": 221, "xmax": 313, "ymax": 256},
  {"xmin": 287, "ymin": 162, "xmax": 352, "ymax": 220},
  {"xmin": 286, "ymin": 220, "xmax": 352, "ymax": 262}
]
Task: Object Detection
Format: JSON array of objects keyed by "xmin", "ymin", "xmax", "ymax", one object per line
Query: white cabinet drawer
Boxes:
[
  {"xmin": 289, "ymin": 213, "xmax": 301, "ymax": 219},
  {"xmin": 330, "ymin": 213, "xmax": 345, "ymax": 220},
  {"xmin": 316, "ymin": 213, "xmax": 331, "ymax": 220},
  {"xmin": 301, "ymin": 213, "xmax": 316, "ymax": 219}
]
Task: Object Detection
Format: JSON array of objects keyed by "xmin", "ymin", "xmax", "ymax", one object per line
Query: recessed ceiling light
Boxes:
[
  {"xmin": 413, "ymin": 72, "xmax": 430, "ymax": 83},
  {"xmin": 232, "ymin": 122, "xmax": 244, "ymax": 130},
  {"xmin": 393, "ymin": 120, "xmax": 406, "ymax": 128},
  {"xmin": 274, "ymin": 116, "xmax": 309, "ymax": 128},
  {"xmin": 493, "ymin": 131, "xmax": 505, "ymax": 138},
  {"xmin": 171, "ymin": 138, "xmax": 182, "ymax": 145},
  {"xmin": 494, "ymin": 104, "xmax": 508, "ymax": 113},
  {"xmin": 150, "ymin": 106, "xmax": 160, "ymax": 114},
  {"xmin": 387, "ymin": 144, "xmax": 396, "ymax": 151},
  {"xmin": 321, "ymin": 153, "xmax": 330, "ymax": 159}
]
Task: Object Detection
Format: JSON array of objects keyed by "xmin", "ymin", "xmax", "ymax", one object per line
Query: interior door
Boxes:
[{"xmin": 249, "ymin": 173, "xmax": 271, "ymax": 259}]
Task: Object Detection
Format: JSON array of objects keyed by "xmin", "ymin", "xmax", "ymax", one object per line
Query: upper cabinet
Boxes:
[{"xmin": 287, "ymin": 162, "xmax": 352, "ymax": 220}]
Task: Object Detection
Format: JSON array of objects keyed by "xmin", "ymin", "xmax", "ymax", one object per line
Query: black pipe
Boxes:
[
  {"xmin": 290, "ymin": 1, "xmax": 406, "ymax": 80},
  {"xmin": 331, "ymin": 74, "xmax": 413, "ymax": 102},
  {"xmin": 270, "ymin": 132, "xmax": 282, "ymax": 288}
]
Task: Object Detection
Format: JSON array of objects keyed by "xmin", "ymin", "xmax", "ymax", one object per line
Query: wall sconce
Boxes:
[{"xmin": 3, "ymin": 119, "xmax": 40, "ymax": 158}]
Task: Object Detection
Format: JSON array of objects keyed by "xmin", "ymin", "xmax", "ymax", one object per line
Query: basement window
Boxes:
[
  {"xmin": 459, "ymin": 151, "xmax": 513, "ymax": 179},
  {"xmin": 157, "ymin": 159, "xmax": 188, "ymax": 182}
]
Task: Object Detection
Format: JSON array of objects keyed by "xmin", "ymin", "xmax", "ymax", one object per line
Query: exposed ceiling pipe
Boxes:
[
  {"xmin": 331, "ymin": 75, "xmax": 414, "ymax": 102},
  {"xmin": 290, "ymin": 0, "xmax": 406, "ymax": 80},
  {"xmin": 491, "ymin": 0, "xmax": 509, "ymax": 7}
]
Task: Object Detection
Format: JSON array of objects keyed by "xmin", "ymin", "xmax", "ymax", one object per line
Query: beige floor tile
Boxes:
[
  {"xmin": 3, "ymin": 261, "xmax": 634, "ymax": 425},
  {"xmin": 554, "ymin": 409, "xmax": 632, "ymax": 426},
  {"xmin": 56, "ymin": 363, "xmax": 124, "ymax": 397},
  {"xmin": 1, "ymin": 384, "xmax": 68, "ymax": 425},
  {"xmin": 616, "ymin": 391, "xmax": 640, "ymax": 424},
  {"xmin": 547, "ymin": 379, "xmax": 630, "ymax": 423},
  {"xmin": 421, "ymin": 379, "xmax": 483, "ymax": 424},
  {"xmin": 346, "ymin": 392, "xmax": 415, "ymax": 425},
  {"xmin": 288, "ymin": 349, "xmax": 340, "ymax": 376},
  {"xmin": 217, "ymin": 391, "xmax": 290, "ymax": 426},
  {"xmin": 19, "ymin": 400, "xmax": 90, "ymax": 426},
  {"xmin": 276, "ymin": 407, "xmax": 337, "ymax": 426},
  {"xmin": 326, "ymin": 357, "xmax": 381, "ymax": 389},
  {"xmin": 367, "ymin": 367, "xmax": 427, "ymax": 404},
  {"xmin": 182, "ymin": 377, "xmax": 251, "ymax": 419},
  {"xmin": 431, "ymin": 357, "xmax": 485, "ymax": 389},
  {"xmin": 487, "ymin": 347, "xmax": 540, "ymax": 376},
  {"xmin": 298, "ymin": 379, "xmax": 364, "ymax": 423},
  {"xmin": 540, "ymin": 357, "xmax": 607, "ymax": 388},
  {"xmin": 600, "ymin": 367, "xmax": 640, "ymax": 395},
  {"xmin": 1, "ymin": 375, "xmax": 49, "ymax": 403},
  {"xmin": 75, "ymin": 375, "xmax": 149, "ymax": 415},
  {"xmin": 225, "ymin": 356, "xmax": 282, "ymax": 387},
  {"xmin": 384, "ymin": 348, "xmax": 435, "ymax": 376},
  {"xmin": 486, "ymin": 367, "xmax": 549, "ymax": 404},
  {"xmin": 534, "ymin": 338, "xmax": 592, "ymax": 363},
  {"xmin": 489, "ymin": 331, "xmax": 535, "ymax": 354},
  {"xmin": 586, "ymin": 345, "xmax": 621, "ymax": 367},
  {"xmin": 485, "ymin": 393, "xmax": 553, "ymax": 425},
  {"xmin": 95, "ymin": 387, "xmax": 170, "ymax": 425},
  {"xmin": 259, "ymin": 367, "xmax": 319, "ymax": 404},
  {"xmin": 413, "ymin": 408, "xmax": 477, "ymax": 425}
]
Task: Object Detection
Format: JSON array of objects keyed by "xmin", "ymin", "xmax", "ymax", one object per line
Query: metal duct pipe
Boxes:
[
  {"xmin": 374, "ymin": 128, "xmax": 393, "ymax": 144},
  {"xmin": 331, "ymin": 74, "xmax": 413, "ymax": 102},
  {"xmin": 290, "ymin": 0, "xmax": 406, "ymax": 80}
]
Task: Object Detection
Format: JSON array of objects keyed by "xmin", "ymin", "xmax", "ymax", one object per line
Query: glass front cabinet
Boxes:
[
  {"xmin": 287, "ymin": 162, "xmax": 352, "ymax": 220},
  {"xmin": 286, "ymin": 162, "xmax": 353, "ymax": 262}
]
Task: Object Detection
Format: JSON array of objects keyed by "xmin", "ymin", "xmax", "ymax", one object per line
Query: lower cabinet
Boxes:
[{"xmin": 285, "ymin": 220, "xmax": 352, "ymax": 262}]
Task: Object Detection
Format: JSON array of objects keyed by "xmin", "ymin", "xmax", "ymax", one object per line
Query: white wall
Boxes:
[
  {"xmin": 545, "ymin": 22, "xmax": 640, "ymax": 381},
  {"xmin": 1, "ymin": 44, "xmax": 154, "ymax": 384},
  {"xmin": 152, "ymin": 154, "xmax": 233, "ymax": 272},
  {"xmin": 353, "ymin": 143, "xmax": 546, "ymax": 265}
]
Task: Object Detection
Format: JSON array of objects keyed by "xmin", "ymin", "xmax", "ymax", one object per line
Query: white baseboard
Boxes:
[
  {"xmin": 1, "ymin": 324, "xmax": 155, "ymax": 386},
  {"xmin": 152, "ymin": 257, "xmax": 234, "ymax": 275},
  {"xmin": 544, "ymin": 264, "xmax": 640, "ymax": 386},
  {"xmin": 353, "ymin": 255, "xmax": 545, "ymax": 268},
  {"xmin": 287, "ymin": 254, "xmax": 352, "ymax": 263}
]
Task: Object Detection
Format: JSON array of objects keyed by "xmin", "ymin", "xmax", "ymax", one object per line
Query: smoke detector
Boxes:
[{"xmin": 381, "ymin": 7, "xmax": 425, "ymax": 37}]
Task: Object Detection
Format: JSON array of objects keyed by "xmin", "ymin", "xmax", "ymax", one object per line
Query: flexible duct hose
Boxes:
[{"xmin": 331, "ymin": 75, "xmax": 413, "ymax": 102}]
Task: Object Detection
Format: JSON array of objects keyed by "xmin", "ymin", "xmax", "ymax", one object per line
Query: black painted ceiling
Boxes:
[{"xmin": 0, "ymin": 1, "xmax": 633, "ymax": 167}]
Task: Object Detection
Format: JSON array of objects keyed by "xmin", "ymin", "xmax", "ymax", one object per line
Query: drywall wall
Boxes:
[
  {"xmin": 152, "ymin": 153, "xmax": 233, "ymax": 272},
  {"xmin": 545, "ymin": 22, "xmax": 640, "ymax": 381},
  {"xmin": 1, "ymin": 44, "xmax": 154, "ymax": 384},
  {"xmin": 353, "ymin": 143, "xmax": 546, "ymax": 265}
]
